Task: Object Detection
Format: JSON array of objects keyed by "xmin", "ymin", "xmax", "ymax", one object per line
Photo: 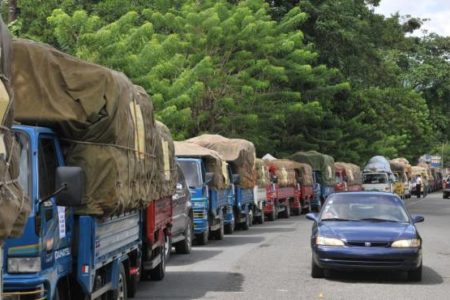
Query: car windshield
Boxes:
[
  {"xmin": 320, "ymin": 194, "xmax": 409, "ymax": 223},
  {"xmin": 178, "ymin": 160, "xmax": 202, "ymax": 188},
  {"xmin": 363, "ymin": 173, "xmax": 388, "ymax": 184}
]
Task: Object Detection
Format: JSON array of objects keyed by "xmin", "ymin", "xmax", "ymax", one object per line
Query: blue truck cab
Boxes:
[
  {"xmin": 176, "ymin": 157, "xmax": 229, "ymax": 245},
  {"xmin": 2, "ymin": 125, "xmax": 142, "ymax": 299}
]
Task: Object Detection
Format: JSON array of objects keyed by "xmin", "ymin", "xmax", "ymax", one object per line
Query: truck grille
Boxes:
[{"xmin": 194, "ymin": 211, "xmax": 207, "ymax": 219}]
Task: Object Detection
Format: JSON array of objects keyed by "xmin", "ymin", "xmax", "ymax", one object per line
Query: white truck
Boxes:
[{"xmin": 362, "ymin": 156, "xmax": 395, "ymax": 193}]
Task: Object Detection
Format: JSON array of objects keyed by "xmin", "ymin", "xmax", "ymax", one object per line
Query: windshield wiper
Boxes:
[
  {"xmin": 358, "ymin": 218, "xmax": 398, "ymax": 223},
  {"xmin": 321, "ymin": 218, "xmax": 356, "ymax": 222}
]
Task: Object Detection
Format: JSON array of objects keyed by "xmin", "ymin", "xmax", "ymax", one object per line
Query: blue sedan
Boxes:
[{"xmin": 306, "ymin": 192, "xmax": 424, "ymax": 281}]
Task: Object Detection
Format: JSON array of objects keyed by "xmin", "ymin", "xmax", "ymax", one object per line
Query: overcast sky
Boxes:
[{"xmin": 375, "ymin": 1, "xmax": 450, "ymax": 36}]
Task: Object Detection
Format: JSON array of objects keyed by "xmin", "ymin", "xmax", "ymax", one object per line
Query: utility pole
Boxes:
[{"xmin": 9, "ymin": 0, "xmax": 17, "ymax": 22}]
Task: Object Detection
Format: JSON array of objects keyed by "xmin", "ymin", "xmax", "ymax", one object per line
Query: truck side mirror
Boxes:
[
  {"xmin": 205, "ymin": 172, "xmax": 214, "ymax": 185},
  {"xmin": 232, "ymin": 174, "xmax": 240, "ymax": 184},
  {"xmin": 271, "ymin": 175, "xmax": 278, "ymax": 184},
  {"xmin": 55, "ymin": 166, "xmax": 85, "ymax": 207}
]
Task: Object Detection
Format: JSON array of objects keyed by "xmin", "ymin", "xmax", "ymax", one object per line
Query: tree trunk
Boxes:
[{"xmin": 9, "ymin": 0, "xmax": 17, "ymax": 22}]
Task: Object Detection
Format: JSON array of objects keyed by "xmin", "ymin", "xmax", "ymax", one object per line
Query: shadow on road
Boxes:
[
  {"xmin": 136, "ymin": 271, "xmax": 244, "ymax": 299},
  {"xmin": 244, "ymin": 226, "xmax": 296, "ymax": 233},
  {"xmin": 324, "ymin": 265, "xmax": 443, "ymax": 285},
  {"xmin": 200, "ymin": 235, "xmax": 264, "ymax": 248},
  {"xmin": 168, "ymin": 249, "xmax": 223, "ymax": 266}
]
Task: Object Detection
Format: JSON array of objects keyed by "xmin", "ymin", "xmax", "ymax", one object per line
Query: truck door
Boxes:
[
  {"xmin": 172, "ymin": 164, "xmax": 189, "ymax": 236},
  {"xmin": 37, "ymin": 135, "xmax": 71, "ymax": 272}
]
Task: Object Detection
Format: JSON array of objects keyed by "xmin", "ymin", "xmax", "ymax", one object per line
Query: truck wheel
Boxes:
[
  {"xmin": 214, "ymin": 217, "xmax": 225, "ymax": 240},
  {"xmin": 196, "ymin": 230, "xmax": 209, "ymax": 245},
  {"xmin": 248, "ymin": 210, "xmax": 254, "ymax": 227},
  {"xmin": 283, "ymin": 205, "xmax": 291, "ymax": 218},
  {"xmin": 150, "ymin": 242, "xmax": 166, "ymax": 281},
  {"xmin": 225, "ymin": 218, "xmax": 235, "ymax": 234},
  {"xmin": 267, "ymin": 207, "xmax": 276, "ymax": 221},
  {"xmin": 112, "ymin": 263, "xmax": 128, "ymax": 299},
  {"xmin": 241, "ymin": 214, "xmax": 250, "ymax": 231},
  {"xmin": 164, "ymin": 235, "xmax": 171, "ymax": 261},
  {"xmin": 175, "ymin": 218, "xmax": 193, "ymax": 254}
]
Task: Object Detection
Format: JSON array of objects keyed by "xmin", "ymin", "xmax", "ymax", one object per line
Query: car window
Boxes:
[{"xmin": 321, "ymin": 194, "xmax": 409, "ymax": 223}]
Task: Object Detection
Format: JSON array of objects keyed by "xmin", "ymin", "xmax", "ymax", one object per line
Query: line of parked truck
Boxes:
[{"xmin": 0, "ymin": 20, "xmax": 445, "ymax": 299}]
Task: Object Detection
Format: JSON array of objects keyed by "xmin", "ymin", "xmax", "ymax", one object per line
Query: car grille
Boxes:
[
  {"xmin": 324, "ymin": 257, "xmax": 404, "ymax": 267},
  {"xmin": 346, "ymin": 241, "xmax": 390, "ymax": 247}
]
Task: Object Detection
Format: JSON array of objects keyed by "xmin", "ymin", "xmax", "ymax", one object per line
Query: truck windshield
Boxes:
[
  {"xmin": 178, "ymin": 160, "xmax": 202, "ymax": 188},
  {"xmin": 363, "ymin": 173, "xmax": 387, "ymax": 184},
  {"xmin": 17, "ymin": 132, "xmax": 32, "ymax": 198}
]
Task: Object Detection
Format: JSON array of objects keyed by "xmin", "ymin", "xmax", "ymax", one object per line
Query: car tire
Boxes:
[
  {"xmin": 407, "ymin": 264, "xmax": 422, "ymax": 282},
  {"xmin": 311, "ymin": 259, "xmax": 324, "ymax": 278},
  {"xmin": 175, "ymin": 218, "xmax": 193, "ymax": 254}
]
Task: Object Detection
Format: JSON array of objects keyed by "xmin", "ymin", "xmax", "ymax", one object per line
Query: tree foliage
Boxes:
[{"xmin": 9, "ymin": 0, "xmax": 450, "ymax": 165}]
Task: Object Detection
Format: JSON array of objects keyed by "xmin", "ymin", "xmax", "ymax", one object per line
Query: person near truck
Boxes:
[{"xmin": 415, "ymin": 175, "xmax": 422, "ymax": 197}]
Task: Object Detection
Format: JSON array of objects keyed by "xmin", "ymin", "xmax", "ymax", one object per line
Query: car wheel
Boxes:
[
  {"xmin": 407, "ymin": 264, "xmax": 422, "ymax": 282},
  {"xmin": 311, "ymin": 258, "xmax": 324, "ymax": 278},
  {"xmin": 175, "ymin": 218, "xmax": 193, "ymax": 254}
]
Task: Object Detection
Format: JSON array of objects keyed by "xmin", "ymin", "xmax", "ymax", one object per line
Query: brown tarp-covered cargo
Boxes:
[
  {"xmin": 264, "ymin": 159, "xmax": 302, "ymax": 187},
  {"xmin": 174, "ymin": 141, "xmax": 229, "ymax": 190},
  {"xmin": 12, "ymin": 39, "xmax": 164, "ymax": 216},
  {"xmin": 255, "ymin": 158, "xmax": 270, "ymax": 187},
  {"xmin": 411, "ymin": 166, "xmax": 428, "ymax": 179},
  {"xmin": 391, "ymin": 158, "xmax": 412, "ymax": 179},
  {"xmin": 298, "ymin": 163, "xmax": 314, "ymax": 186},
  {"xmin": 335, "ymin": 162, "xmax": 362, "ymax": 185},
  {"xmin": 155, "ymin": 120, "xmax": 177, "ymax": 199},
  {"xmin": 418, "ymin": 162, "xmax": 433, "ymax": 181},
  {"xmin": 0, "ymin": 19, "xmax": 30, "ymax": 240},
  {"xmin": 186, "ymin": 134, "xmax": 256, "ymax": 189}
]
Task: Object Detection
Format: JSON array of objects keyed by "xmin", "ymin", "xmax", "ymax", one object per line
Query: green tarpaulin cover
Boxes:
[{"xmin": 290, "ymin": 151, "xmax": 335, "ymax": 186}]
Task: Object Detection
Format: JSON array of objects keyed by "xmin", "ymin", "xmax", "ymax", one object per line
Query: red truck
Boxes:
[
  {"xmin": 263, "ymin": 159, "xmax": 303, "ymax": 219},
  {"xmin": 335, "ymin": 162, "xmax": 363, "ymax": 192}
]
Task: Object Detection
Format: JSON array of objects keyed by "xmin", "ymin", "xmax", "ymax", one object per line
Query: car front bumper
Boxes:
[{"xmin": 313, "ymin": 246, "xmax": 422, "ymax": 271}]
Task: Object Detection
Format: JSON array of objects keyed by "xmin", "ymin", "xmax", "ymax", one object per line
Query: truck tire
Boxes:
[
  {"xmin": 241, "ymin": 214, "xmax": 250, "ymax": 231},
  {"xmin": 112, "ymin": 263, "xmax": 128, "ymax": 300},
  {"xmin": 175, "ymin": 218, "xmax": 193, "ymax": 254},
  {"xmin": 282, "ymin": 204, "xmax": 290, "ymax": 219},
  {"xmin": 224, "ymin": 218, "xmax": 235, "ymax": 234},
  {"xmin": 196, "ymin": 230, "xmax": 209, "ymax": 245},
  {"xmin": 150, "ymin": 243, "xmax": 166, "ymax": 281},
  {"xmin": 267, "ymin": 207, "xmax": 276, "ymax": 221},
  {"xmin": 248, "ymin": 210, "xmax": 254, "ymax": 227},
  {"xmin": 213, "ymin": 217, "xmax": 225, "ymax": 240}
]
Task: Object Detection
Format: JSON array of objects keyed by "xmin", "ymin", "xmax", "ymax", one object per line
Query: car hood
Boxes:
[{"xmin": 318, "ymin": 221, "xmax": 417, "ymax": 242}]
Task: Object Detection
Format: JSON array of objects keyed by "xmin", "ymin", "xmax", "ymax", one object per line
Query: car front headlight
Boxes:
[
  {"xmin": 316, "ymin": 236, "xmax": 345, "ymax": 246},
  {"xmin": 7, "ymin": 257, "xmax": 41, "ymax": 273},
  {"xmin": 391, "ymin": 239, "xmax": 421, "ymax": 248}
]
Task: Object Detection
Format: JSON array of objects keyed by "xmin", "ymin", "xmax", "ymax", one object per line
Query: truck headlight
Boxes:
[
  {"xmin": 391, "ymin": 239, "xmax": 421, "ymax": 248},
  {"xmin": 316, "ymin": 236, "xmax": 345, "ymax": 246},
  {"xmin": 7, "ymin": 257, "xmax": 41, "ymax": 273}
]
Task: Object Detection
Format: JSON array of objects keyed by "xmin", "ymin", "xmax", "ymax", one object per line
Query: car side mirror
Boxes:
[
  {"xmin": 205, "ymin": 172, "xmax": 214, "ymax": 185},
  {"xmin": 306, "ymin": 213, "xmax": 319, "ymax": 222},
  {"xmin": 412, "ymin": 215, "xmax": 425, "ymax": 224},
  {"xmin": 55, "ymin": 166, "xmax": 85, "ymax": 207}
]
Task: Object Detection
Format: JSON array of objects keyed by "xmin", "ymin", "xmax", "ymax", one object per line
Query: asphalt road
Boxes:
[{"xmin": 135, "ymin": 192, "xmax": 450, "ymax": 299}]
